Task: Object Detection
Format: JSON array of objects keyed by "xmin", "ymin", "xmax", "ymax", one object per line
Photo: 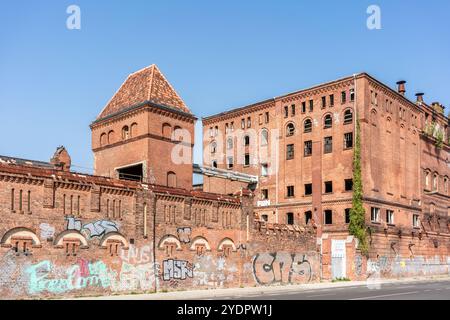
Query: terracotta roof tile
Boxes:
[{"xmin": 97, "ymin": 64, "xmax": 190, "ymax": 120}]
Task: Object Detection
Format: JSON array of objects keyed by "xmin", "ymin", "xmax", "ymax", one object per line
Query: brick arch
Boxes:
[
  {"xmin": 342, "ymin": 107, "xmax": 353, "ymax": 124},
  {"xmin": 99, "ymin": 232, "xmax": 128, "ymax": 249},
  {"xmin": 189, "ymin": 236, "xmax": 211, "ymax": 251},
  {"xmin": 260, "ymin": 128, "xmax": 269, "ymax": 146},
  {"xmin": 162, "ymin": 123, "xmax": 172, "ymax": 139},
  {"xmin": 218, "ymin": 238, "xmax": 237, "ymax": 251},
  {"xmin": 108, "ymin": 130, "xmax": 115, "ymax": 144},
  {"xmin": 1, "ymin": 227, "xmax": 41, "ymax": 246},
  {"xmin": 54, "ymin": 230, "xmax": 89, "ymax": 247},
  {"xmin": 100, "ymin": 132, "xmax": 107, "ymax": 146},
  {"xmin": 158, "ymin": 234, "xmax": 182, "ymax": 250},
  {"xmin": 285, "ymin": 121, "xmax": 296, "ymax": 137},
  {"xmin": 130, "ymin": 122, "xmax": 138, "ymax": 137},
  {"xmin": 303, "ymin": 118, "xmax": 313, "ymax": 133}
]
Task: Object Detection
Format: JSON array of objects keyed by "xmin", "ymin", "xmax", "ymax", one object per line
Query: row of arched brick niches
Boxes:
[{"xmin": 99, "ymin": 122, "xmax": 184, "ymax": 147}]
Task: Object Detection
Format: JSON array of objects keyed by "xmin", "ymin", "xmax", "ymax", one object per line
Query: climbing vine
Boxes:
[{"xmin": 349, "ymin": 120, "xmax": 369, "ymax": 256}]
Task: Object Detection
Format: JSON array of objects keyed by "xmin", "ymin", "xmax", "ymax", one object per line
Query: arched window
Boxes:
[
  {"xmin": 100, "ymin": 133, "xmax": 107, "ymax": 146},
  {"xmin": 286, "ymin": 123, "xmax": 295, "ymax": 137},
  {"xmin": 107, "ymin": 130, "xmax": 115, "ymax": 144},
  {"xmin": 304, "ymin": 119, "xmax": 312, "ymax": 133},
  {"xmin": 244, "ymin": 135, "xmax": 250, "ymax": 146},
  {"xmin": 425, "ymin": 170, "xmax": 430, "ymax": 189},
  {"xmin": 210, "ymin": 141, "xmax": 217, "ymax": 154},
  {"xmin": 167, "ymin": 172, "xmax": 177, "ymax": 188},
  {"xmin": 324, "ymin": 114, "xmax": 332, "ymax": 129},
  {"xmin": 433, "ymin": 173, "xmax": 438, "ymax": 191},
  {"xmin": 343, "ymin": 109, "xmax": 353, "ymax": 124},
  {"xmin": 227, "ymin": 137, "xmax": 233, "ymax": 150},
  {"xmin": 122, "ymin": 126, "xmax": 130, "ymax": 140},
  {"xmin": 130, "ymin": 123, "xmax": 138, "ymax": 137},
  {"xmin": 173, "ymin": 126, "xmax": 182, "ymax": 141},
  {"xmin": 260, "ymin": 129, "xmax": 268, "ymax": 146},
  {"xmin": 162, "ymin": 123, "xmax": 172, "ymax": 139},
  {"xmin": 287, "ymin": 212, "xmax": 294, "ymax": 225}
]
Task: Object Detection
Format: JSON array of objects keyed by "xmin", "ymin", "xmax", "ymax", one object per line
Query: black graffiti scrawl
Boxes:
[{"xmin": 252, "ymin": 252, "xmax": 312, "ymax": 285}]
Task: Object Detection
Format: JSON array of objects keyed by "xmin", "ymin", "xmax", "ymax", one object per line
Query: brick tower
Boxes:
[{"xmin": 91, "ymin": 65, "xmax": 196, "ymax": 189}]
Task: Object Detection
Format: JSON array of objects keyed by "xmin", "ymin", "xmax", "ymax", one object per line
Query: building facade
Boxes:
[
  {"xmin": 202, "ymin": 73, "xmax": 450, "ymax": 280},
  {"xmin": 0, "ymin": 65, "xmax": 320, "ymax": 299}
]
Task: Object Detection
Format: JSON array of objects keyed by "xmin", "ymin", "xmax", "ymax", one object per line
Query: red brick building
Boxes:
[
  {"xmin": 0, "ymin": 66, "xmax": 448, "ymax": 299},
  {"xmin": 202, "ymin": 73, "xmax": 450, "ymax": 280},
  {"xmin": 0, "ymin": 65, "xmax": 319, "ymax": 299}
]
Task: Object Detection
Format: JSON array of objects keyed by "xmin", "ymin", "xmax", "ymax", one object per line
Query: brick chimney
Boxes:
[
  {"xmin": 50, "ymin": 146, "xmax": 71, "ymax": 172},
  {"xmin": 396, "ymin": 80, "xmax": 406, "ymax": 96},
  {"xmin": 415, "ymin": 93, "xmax": 424, "ymax": 104}
]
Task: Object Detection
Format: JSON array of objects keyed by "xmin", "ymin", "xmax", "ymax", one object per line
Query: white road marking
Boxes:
[{"xmin": 350, "ymin": 291, "xmax": 419, "ymax": 300}]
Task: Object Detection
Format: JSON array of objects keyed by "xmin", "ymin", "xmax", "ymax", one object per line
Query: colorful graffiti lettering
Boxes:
[{"xmin": 25, "ymin": 260, "xmax": 112, "ymax": 295}]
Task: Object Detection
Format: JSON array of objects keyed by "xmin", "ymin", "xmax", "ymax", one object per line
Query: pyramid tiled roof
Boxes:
[{"xmin": 97, "ymin": 64, "xmax": 190, "ymax": 120}]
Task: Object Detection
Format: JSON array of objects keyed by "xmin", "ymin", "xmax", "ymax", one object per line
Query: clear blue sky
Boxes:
[{"xmin": 1, "ymin": 0, "xmax": 449, "ymax": 175}]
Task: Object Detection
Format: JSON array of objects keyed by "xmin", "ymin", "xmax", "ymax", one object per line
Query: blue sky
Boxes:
[{"xmin": 0, "ymin": 0, "xmax": 449, "ymax": 177}]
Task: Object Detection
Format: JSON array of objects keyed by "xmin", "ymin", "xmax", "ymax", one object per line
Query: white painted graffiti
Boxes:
[
  {"xmin": 177, "ymin": 227, "xmax": 191, "ymax": 244},
  {"xmin": 252, "ymin": 252, "xmax": 313, "ymax": 285},
  {"xmin": 66, "ymin": 217, "xmax": 119, "ymax": 239},
  {"xmin": 162, "ymin": 259, "xmax": 193, "ymax": 281},
  {"xmin": 39, "ymin": 223, "xmax": 55, "ymax": 239}
]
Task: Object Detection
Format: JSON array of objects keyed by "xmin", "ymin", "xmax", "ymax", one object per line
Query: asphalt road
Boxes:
[{"xmin": 202, "ymin": 280, "xmax": 450, "ymax": 300}]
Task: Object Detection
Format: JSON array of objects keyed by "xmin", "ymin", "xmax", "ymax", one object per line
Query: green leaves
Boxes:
[{"xmin": 349, "ymin": 120, "xmax": 369, "ymax": 256}]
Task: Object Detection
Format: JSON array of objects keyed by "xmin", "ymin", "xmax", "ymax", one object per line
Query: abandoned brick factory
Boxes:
[{"xmin": 0, "ymin": 64, "xmax": 449, "ymax": 299}]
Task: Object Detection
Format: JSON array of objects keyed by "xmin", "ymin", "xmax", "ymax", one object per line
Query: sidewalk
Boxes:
[{"xmin": 73, "ymin": 275, "xmax": 450, "ymax": 300}]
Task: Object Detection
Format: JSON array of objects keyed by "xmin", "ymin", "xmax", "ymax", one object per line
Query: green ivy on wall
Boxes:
[{"xmin": 349, "ymin": 120, "xmax": 369, "ymax": 256}]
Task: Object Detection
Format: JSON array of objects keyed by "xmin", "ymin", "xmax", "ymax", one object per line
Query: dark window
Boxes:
[
  {"xmin": 304, "ymin": 119, "xmax": 312, "ymax": 133},
  {"xmin": 341, "ymin": 91, "xmax": 347, "ymax": 103},
  {"xmin": 261, "ymin": 189, "xmax": 268, "ymax": 200},
  {"xmin": 309, "ymin": 100, "xmax": 314, "ymax": 112},
  {"xmin": 305, "ymin": 183, "xmax": 312, "ymax": 196},
  {"xmin": 286, "ymin": 123, "xmax": 295, "ymax": 137},
  {"xmin": 345, "ymin": 208, "xmax": 351, "ymax": 224},
  {"xmin": 345, "ymin": 179, "xmax": 353, "ymax": 191},
  {"xmin": 227, "ymin": 157, "xmax": 234, "ymax": 169},
  {"xmin": 330, "ymin": 94, "xmax": 335, "ymax": 106},
  {"xmin": 265, "ymin": 112, "xmax": 269, "ymax": 123},
  {"xmin": 324, "ymin": 136, "xmax": 333, "ymax": 153},
  {"xmin": 286, "ymin": 144, "xmax": 295, "ymax": 160},
  {"xmin": 244, "ymin": 135, "xmax": 250, "ymax": 146},
  {"xmin": 244, "ymin": 154, "xmax": 250, "ymax": 166},
  {"xmin": 350, "ymin": 89, "xmax": 355, "ymax": 101},
  {"xmin": 344, "ymin": 132, "xmax": 353, "ymax": 149},
  {"xmin": 304, "ymin": 140, "xmax": 312, "ymax": 156},
  {"xmin": 261, "ymin": 214, "xmax": 268, "ymax": 222},
  {"xmin": 284, "ymin": 106, "xmax": 289, "ymax": 118},
  {"xmin": 287, "ymin": 186, "xmax": 295, "ymax": 197},
  {"xmin": 212, "ymin": 160, "xmax": 218, "ymax": 168},
  {"xmin": 305, "ymin": 211, "xmax": 312, "ymax": 224},
  {"xmin": 287, "ymin": 212, "xmax": 294, "ymax": 225},
  {"xmin": 325, "ymin": 181, "xmax": 333, "ymax": 193},
  {"xmin": 344, "ymin": 109, "xmax": 353, "ymax": 124},
  {"xmin": 322, "ymin": 96, "xmax": 326, "ymax": 109},
  {"xmin": 302, "ymin": 102, "xmax": 306, "ymax": 113},
  {"xmin": 324, "ymin": 210, "xmax": 333, "ymax": 224},
  {"xmin": 324, "ymin": 114, "xmax": 332, "ymax": 128},
  {"xmin": 291, "ymin": 104, "xmax": 296, "ymax": 116}
]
